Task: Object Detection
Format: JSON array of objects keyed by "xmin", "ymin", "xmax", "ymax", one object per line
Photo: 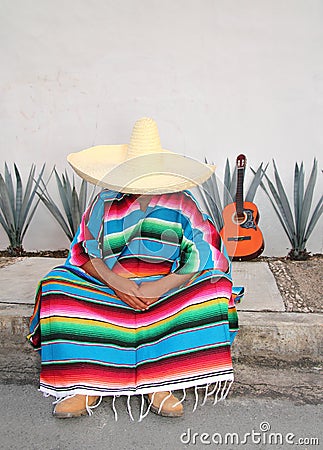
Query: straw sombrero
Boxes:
[{"xmin": 67, "ymin": 117, "xmax": 215, "ymax": 194}]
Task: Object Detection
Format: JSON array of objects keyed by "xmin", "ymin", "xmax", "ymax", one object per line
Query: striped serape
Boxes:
[{"xmin": 28, "ymin": 190, "xmax": 241, "ymax": 413}]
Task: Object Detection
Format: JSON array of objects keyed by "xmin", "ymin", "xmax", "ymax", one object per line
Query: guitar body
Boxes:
[{"xmin": 220, "ymin": 202, "xmax": 264, "ymax": 260}]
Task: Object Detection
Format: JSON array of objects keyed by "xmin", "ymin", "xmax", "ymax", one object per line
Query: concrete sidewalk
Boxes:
[
  {"xmin": 0, "ymin": 257, "xmax": 285, "ymax": 310},
  {"xmin": 0, "ymin": 258, "xmax": 322, "ymax": 383}
]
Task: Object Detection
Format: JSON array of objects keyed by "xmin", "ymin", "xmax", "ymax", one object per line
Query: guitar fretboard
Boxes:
[{"xmin": 236, "ymin": 167, "xmax": 245, "ymax": 217}]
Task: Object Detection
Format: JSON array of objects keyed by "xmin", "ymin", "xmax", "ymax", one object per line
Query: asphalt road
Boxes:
[{"xmin": 0, "ymin": 383, "xmax": 321, "ymax": 450}]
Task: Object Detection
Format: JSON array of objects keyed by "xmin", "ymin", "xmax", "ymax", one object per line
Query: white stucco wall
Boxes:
[{"xmin": 0, "ymin": 0, "xmax": 322, "ymax": 255}]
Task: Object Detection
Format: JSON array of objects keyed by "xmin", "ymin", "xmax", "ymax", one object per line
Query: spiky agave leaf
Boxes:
[
  {"xmin": 65, "ymin": 170, "xmax": 73, "ymax": 200},
  {"xmin": 71, "ymin": 186, "xmax": 81, "ymax": 232},
  {"xmin": 252, "ymin": 167, "xmax": 295, "ymax": 247},
  {"xmin": 19, "ymin": 164, "xmax": 45, "ymax": 240},
  {"xmin": 207, "ymin": 175, "xmax": 224, "ymax": 229},
  {"xmin": 198, "ymin": 158, "xmax": 224, "ymax": 230},
  {"xmin": 258, "ymin": 159, "xmax": 322, "ymax": 259},
  {"xmin": 79, "ymin": 179, "xmax": 88, "ymax": 215},
  {"xmin": 198, "ymin": 155, "xmax": 268, "ymax": 234},
  {"xmin": 293, "ymin": 162, "xmax": 303, "ymax": 244},
  {"xmin": 0, "ymin": 172, "xmax": 16, "ymax": 237},
  {"xmin": 0, "ymin": 174, "xmax": 17, "ymax": 249},
  {"xmin": 4, "ymin": 163, "xmax": 15, "ymax": 216},
  {"xmin": 197, "ymin": 184, "xmax": 217, "ymax": 227},
  {"xmin": 36, "ymin": 179, "xmax": 74, "ymax": 241},
  {"xmin": 304, "ymin": 194, "xmax": 323, "ymax": 242},
  {"xmin": 14, "ymin": 164, "xmax": 23, "ymax": 233},
  {"xmin": 298, "ymin": 159, "xmax": 318, "ymax": 250},
  {"xmin": 0, "ymin": 209, "xmax": 10, "ymax": 236},
  {"xmin": 0, "ymin": 179, "xmax": 14, "ymax": 244},
  {"xmin": 246, "ymin": 163, "xmax": 268, "ymax": 202},
  {"xmin": 264, "ymin": 171, "xmax": 295, "ymax": 244},
  {"xmin": 200, "ymin": 156, "xmax": 265, "ymax": 231},
  {"xmin": 229, "ymin": 166, "xmax": 237, "ymax": 202},
  {"xmin": 203, "ymin": 158, "xmax": 216, "ymax": 198},
  {"xmin": 0, "ymin": 163, "xmax": 45, "ymax": 253},
  {"xmin": 0, "ymin": 182, "xmax": 10, "ymax": 234},
  {"xmin": 205, "ymin": 159, "xmax": 223, "ymax": 212},
  {"xmin": 272, "ymin": 159, "xmax": 295, "ymax": 239},
  {"xmin": 18, "ymin": 164, "xmax": 36, "ymax": 231},
  {"xmin": 223, "ymin": 158, "xmax": 232, "ymax": 207},
  {"xmin": 197, "ymin": 182, "xmax": 223, "ymax": 230},
  {"xmin": 37, "ymin": 169, "xmax": 89, "ymax": 241},
  {"xmin": 197, "ymin": 184, "xmax": 214, "ymax": 220},
  {"xmin": 55, "ymin": 169, "xmax": 74, "ymax": 234}
]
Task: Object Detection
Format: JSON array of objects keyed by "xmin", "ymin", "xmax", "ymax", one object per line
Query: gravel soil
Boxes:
[
  {"xmin": 0, "ymin": 257, "xmax": 22, "ymax": 269},
  {"xmin": 267, "ymin": 254, "xmax": 322, "ymax": 313},
  {"xmin": 0, "ymin": 249, "xmax": 68, "ymax": 269},
  {"xmin": 0, "ymin": 251, "xmax": 322, "ymax": 313}
]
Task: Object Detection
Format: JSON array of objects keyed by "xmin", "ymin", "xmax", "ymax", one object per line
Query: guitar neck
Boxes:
[{"xmin": 236, "ymin": 168, "xmax": 244, "ymax": 216}]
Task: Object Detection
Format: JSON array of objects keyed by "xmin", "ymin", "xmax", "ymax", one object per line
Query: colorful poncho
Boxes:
[{"xmin": 28, "ymin": 190, "xmax": 242, "ymax": 418}]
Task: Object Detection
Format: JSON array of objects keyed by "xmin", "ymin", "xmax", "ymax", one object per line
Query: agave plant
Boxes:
[
  {"xmin": 37, "ymin": 169, "xmax": 90, "ymax": 241},
  {"xmin": 0, "ymin": 163, "xmax": 45, "ymax": 255},
  {"xmin": 198, "ymin": 158, "xmax": 267, "ymax": 230},
  {"xmin": 258, "ymin": 159, "xmax": 322, "ymax": 260}
]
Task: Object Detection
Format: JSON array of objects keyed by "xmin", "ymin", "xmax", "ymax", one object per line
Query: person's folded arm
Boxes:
[
  {"xmin": 138, "ymin": 272, "xmax": 195, "ymax": 305},
  {"xmin": 82, "ymin": 258, "xmax": 150, "ymax": 311}
]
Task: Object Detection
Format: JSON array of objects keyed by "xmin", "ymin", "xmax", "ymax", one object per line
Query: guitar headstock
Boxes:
[{"xmin": 236, "ymin": 154, "xmax": 247, "ymax": 169}]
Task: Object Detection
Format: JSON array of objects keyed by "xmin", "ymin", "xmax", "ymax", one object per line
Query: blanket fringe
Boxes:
[
  {"xmin": 202, "ymin": 383, "xmax": 210, "ymax": 406},
  {"xmin": 190, "ymin": 379, "xmax": 233, "ymax": 410},
  {"xmin": 112, "ymin": 395, "xmax": 118, "ymax": 421},
  {"xmin": 213, "ymin": 380, "xmax": 222, "ymax": 405},
  {"xmin": 86, "ymin": 395, "xmax": 103, "ymax": 416},
  {"xmin": 193, "ymin": 385, "xmax": 199, "ymax": 412},
  {"xmin": 48, "ymin": 379, "xmax": 233, "ymax": 421},
  {"xmin": 158, "ymin": 391, "xmax": 173, "ymax": 415},
  {"xmin": 222, "ymin": 380, "xmax": 233, "ymax": 400},
  {"xmin": 173, "ymin": 388, "xmax": 186, "ymax": 407},
  {"xmin": 138, "ymin": 392, "xmax": 155, "ymax": 422},
  {"xmin": 127, "ymin": 395, "xmax": 135, "ymax": 421}
]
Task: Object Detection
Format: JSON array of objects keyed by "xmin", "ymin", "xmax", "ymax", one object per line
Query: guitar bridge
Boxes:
[{"xmin": 227, "ymin": 236, "xmax": 251, "ymax": 242}]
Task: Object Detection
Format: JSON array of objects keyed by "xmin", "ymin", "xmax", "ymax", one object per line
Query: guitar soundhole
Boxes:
[{"xmin": 232, "ymin": 212, "xmax": 246, "ymax": 225}]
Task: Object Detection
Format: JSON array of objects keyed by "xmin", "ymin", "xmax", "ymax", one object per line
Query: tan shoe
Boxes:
[
  {"xmin": 148, "ymin": 391, "xmax": 184, "ymax": 417},
  {"xmin": 53, "ymin": 394, "xmax": 100, "ymax": 418}
]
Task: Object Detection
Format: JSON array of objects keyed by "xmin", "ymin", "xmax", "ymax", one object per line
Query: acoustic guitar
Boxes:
[{"xmin": 220, "ymin": 154, "xmax": 264, "ymax": 260}]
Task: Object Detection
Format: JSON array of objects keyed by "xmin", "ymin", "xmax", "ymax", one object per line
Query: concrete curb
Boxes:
[
  {"xmin": 0, "ymin": 257, "xmax": 321, "ymax": 383},
  {"xmin": 232, "ymin": 311, "xmax": 323, "ymax": 367},
  {"xmin": 0, "ymin": 304, "xmax": 322, "ymax": 384}
]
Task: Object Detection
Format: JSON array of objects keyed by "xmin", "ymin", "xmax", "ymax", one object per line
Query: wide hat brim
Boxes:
[{"xmin": 68, "ymin": 145, "xmax": 216, "ymax": 194}]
